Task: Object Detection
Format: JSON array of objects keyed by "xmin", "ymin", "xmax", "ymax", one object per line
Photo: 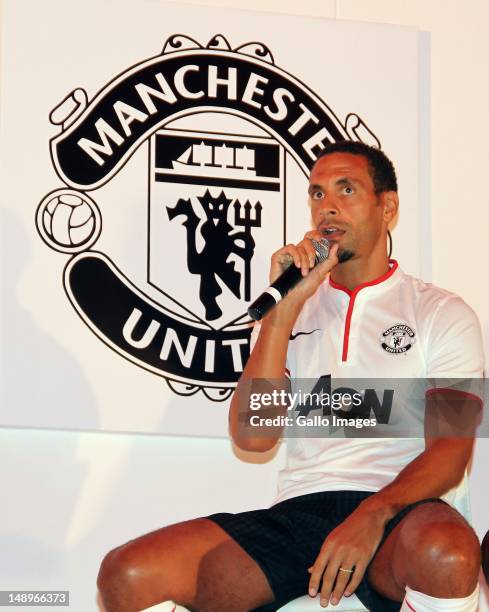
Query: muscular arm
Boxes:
[
  {"xmin": 308, "ymin": 390, "xmax": 481, "ymax": 601},
  {"xmin": 228, "ymin": 308, "xmax": 295, "ymax": 453},
  {"xmin": 362, "ymin": 300, "xmax": 485, "ymax": 521},
  {"xmin": 359, "ymin": 437, "xmax": 474, "ymax": 521},
  {"xmin": 229, "ymin": 235, "xmax": 339, "ymax": 452},
  {"xmin": 358, "ymin": 390, "xmax": 480, "ymax": 522}
]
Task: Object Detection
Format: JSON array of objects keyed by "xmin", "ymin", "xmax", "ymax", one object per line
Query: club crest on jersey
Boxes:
[
  {"xmin": 35, "ymin": 33, "xmax": 379, "ymax": 400},
  {"xmin": 380, "ymin": 324, "xmax": 416, "ymax": 355}
]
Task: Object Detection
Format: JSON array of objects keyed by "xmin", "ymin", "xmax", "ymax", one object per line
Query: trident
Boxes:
[{"xmin": 234, "ymin": 200, "xmax": 262, "ymax": 301}]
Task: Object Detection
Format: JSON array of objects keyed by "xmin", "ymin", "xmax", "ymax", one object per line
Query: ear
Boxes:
[{"xmin": 381, "ymin": 191, "xmax": 399, "ymax": 225}]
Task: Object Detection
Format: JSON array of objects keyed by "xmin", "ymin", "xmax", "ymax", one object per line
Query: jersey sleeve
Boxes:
[
  {"xmin": 425, "ymin": 295, "xmax": 485, "ymax": 403},
  {"xmin": 249, "ymin": 321, "xmax": 291, "ymax": 378}
]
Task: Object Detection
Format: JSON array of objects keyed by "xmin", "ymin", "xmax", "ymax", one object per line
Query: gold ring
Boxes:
[{"xmin": 338, "ymin": 567, "xmax": 354, "ymax": 573}]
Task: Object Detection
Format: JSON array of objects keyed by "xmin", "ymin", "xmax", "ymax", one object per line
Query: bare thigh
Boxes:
[{"xmin": 98, "ymin": 517, "xmax": 275, "ymax": 612}]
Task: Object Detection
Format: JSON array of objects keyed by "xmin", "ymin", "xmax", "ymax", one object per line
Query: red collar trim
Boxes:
[{"xmin": 329, "ymin": 260, "xmax": 399, "ymax": 296}]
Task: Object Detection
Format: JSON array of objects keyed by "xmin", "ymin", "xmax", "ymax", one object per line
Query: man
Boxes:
[{"xmin": 97, "ymin": 142, "xmax": 484, "ymax": 612}]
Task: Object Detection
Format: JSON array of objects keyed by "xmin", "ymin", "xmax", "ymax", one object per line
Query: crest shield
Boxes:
[
  {"xmin": 390, "ymin": 332, "xmax": 407, "ymax": 348},
  {"xmin": 149, "ymin": 127, "xmax": 285, "ymax": 329}
]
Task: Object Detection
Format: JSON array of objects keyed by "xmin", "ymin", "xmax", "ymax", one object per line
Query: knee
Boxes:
[
  {"xmin": 402, "ymin": 516, "xmax": 481, "ymax": 595},
  {"xmin": 97, "ymin": 544, "xmax": 146, "ymax": 611},
  {"xmin": 418, "ymin": 522, "xmax": 480, "ymax": 571},
  {"xmin": 482, "ymin": 531, "xmax": 489, "ymax": 585}
]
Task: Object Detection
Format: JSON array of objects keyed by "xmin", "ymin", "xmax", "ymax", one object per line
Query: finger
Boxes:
[
  {"xmin": 282, "ymin": 244, "xmax": 301, "ymax": 268},
  {"xmin": 323, "ymin": 242, "xmax": 339, "ymax": 266},
  {"xmin": 304, "ymin": 229, "xmax": 324, "ymax": 242},
  {"xmin": 319, "ymin": 557, "xmax": 343, "ymax": 607},
  {"xmin": 310, "ymin": 243, "xmax": 339, "ymax": 281},
  {"xmin": 308, "ymin": 547, "xmax": 331, "ymax": 597},
  {"xmin": 296, "ymin": 246, "xmax": 311, "ymax": 276},
  {"xmin": 343, "ymin": 563, "xmax": 366, "ymax": 598},
  {"xmin": 271, "ymin": 245, "xmax": 300, "ymax": 269},
  {"xmin": 327, "ymin": 241, "xmax": 339, "ymax": 261},
  {"xmin": 297, "ymin": 238, "xmax": 318, "ymax": 269},
  {"xmin": 329, "ymin": 564, "xmax": 355, "ymax": 605},
  {"xmin": 300, "ymin": 236, "xmax": 338, "ymax": 272}
]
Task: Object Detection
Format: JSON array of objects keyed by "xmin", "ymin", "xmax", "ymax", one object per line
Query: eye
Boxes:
[
  {"xmin": 310, "ymin": 190, "xmax": 324, "ymax": 200},
  {"xmin": 342, "ymin": 185, "xmax": 354, "ymax": 195}
]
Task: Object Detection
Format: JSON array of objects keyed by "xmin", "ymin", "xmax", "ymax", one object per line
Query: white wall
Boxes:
[{"xmin": 1, "ymin": 0, "xmax": 488, "ymax": 610}]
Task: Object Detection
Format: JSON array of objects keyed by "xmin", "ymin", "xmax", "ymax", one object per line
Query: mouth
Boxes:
[{"xmin": 320, "ymin": 226, "xmax": 346, "ymax": 240}]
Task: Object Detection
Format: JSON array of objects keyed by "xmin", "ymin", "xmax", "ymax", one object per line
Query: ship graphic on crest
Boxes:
[{"xmin": 174, "ymin": 142, "xmax": 254, "ymax": 173}]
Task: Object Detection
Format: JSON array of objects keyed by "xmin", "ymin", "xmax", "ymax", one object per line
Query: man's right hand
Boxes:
[
  {"xmin": 268, "ymin": 230, "xmax": 339, "ymax": 316},
  {"xmin": 230, "ymin": 231, "xmax": 338, "ymax": 452}
]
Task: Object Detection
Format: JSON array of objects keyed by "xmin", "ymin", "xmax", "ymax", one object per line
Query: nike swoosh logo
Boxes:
[{"xmin": 289, "ymin": 329, "xmax": 320, "ymax": 340}]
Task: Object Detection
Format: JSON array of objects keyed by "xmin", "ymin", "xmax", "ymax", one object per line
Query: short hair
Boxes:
[{"xmin": 316, "ymin": 141, "xmax": 398, "ymax": 194}]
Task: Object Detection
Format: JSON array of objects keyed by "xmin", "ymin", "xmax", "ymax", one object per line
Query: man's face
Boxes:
[{"xmin": 308, "ymin": 152, "xmax": 390, "ymax": 262}]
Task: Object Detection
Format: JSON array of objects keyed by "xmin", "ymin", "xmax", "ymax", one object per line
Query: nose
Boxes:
[{"xmin": 316, "ymin": 196, "xmax": 339, "ymax": 218}]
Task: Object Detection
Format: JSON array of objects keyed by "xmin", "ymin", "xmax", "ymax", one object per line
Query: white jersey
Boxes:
[{"xmin": 250, "ymin": 261, "xmax": 484, "ymax": 513}]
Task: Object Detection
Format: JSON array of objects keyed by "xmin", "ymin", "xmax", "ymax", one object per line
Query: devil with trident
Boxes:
[{"xmin": 167, "ymin": 189, "xmax": 261, "ymax": 321}]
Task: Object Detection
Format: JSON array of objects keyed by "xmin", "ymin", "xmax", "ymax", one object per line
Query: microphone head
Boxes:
[{"xmin": 310, "ymin": 237, "xmax": 330, "ymax": 263}]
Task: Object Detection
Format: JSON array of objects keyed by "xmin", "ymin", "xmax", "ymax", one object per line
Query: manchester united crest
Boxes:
[
  {"xmin": 35, "ymin": 33, "xmax": 379, "ymax": 400},
  {"xmin": 381, "ymin": 323, "xmax": 416, "ymax": 355}
]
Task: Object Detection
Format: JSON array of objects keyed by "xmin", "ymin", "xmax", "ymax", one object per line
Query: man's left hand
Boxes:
[{"xmin": 307, "ymin": 503, "xmax": 386, "ymax": 607}]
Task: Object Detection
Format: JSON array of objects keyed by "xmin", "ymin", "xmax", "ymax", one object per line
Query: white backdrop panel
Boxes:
[
  {"xmin": 0, "ymin": 0, "xmax": 421, "ymax": 435},
  {"xmin": 0, "ymin": 428, "xmax": 487, "ymax": 612}
]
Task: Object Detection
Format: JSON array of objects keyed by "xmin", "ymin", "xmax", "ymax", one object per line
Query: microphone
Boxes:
[{"xmin": 248, "ymin": 238, "xmax": 330, "ymax": 321}]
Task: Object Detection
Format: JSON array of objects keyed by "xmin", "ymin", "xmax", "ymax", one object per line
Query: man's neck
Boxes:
[{"xmin": 329, "ymin": 254, "xmax": 391, "ymax": 292}]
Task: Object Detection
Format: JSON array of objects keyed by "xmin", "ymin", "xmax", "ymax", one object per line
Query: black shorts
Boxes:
[{"xmin": 207, "ymin": 490, "xmax": 448, "ymax": 612}]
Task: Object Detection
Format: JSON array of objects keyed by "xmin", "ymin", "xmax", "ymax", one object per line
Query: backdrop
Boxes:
[
  {"xmin": 0, "ymin": 0, "xmax": 423, "ymax": 437},
  {"xmin": 1, "ymin": 1, "xmax": 488, "ymax": 610}
]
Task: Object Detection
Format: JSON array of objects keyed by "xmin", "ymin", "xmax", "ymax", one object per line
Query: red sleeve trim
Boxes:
[{"xmin": 425, "ymin": 387, "xmax": 483, "ymax": 406}]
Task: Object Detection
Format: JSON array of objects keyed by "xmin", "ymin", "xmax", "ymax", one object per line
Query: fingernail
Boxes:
[
  {"xmin": 320, "ymin": 599, "xmax": 328, "ymax": 607},
  {"xmin": 345, "ymin": 591, "xmax": 351, "ymax": 597},
  {"xmin": 309, "ymin": 588, "xmax": 317, "ymax": 597},
  {"xmin": 331, "ymin": 597, "xmax": 338, "ymax": 605}
]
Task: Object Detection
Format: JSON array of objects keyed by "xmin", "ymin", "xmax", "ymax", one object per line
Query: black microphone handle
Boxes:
[
  {"xmin": 247, "ymin": 238, "xmax": 330, "ymax": 321},
  {"xmin": 247, "ymin": 264, "xmax": 305, "ymax": 321}
]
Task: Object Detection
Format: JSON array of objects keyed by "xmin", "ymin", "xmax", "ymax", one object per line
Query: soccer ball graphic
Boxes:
[{"xmin": 36, "ymin": 189, "xmax": 101, "ymax": 253}]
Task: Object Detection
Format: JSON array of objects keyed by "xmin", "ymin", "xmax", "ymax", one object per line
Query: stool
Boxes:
[
  {"xmin": 278, "ymin": 593, "xmax": 367, "ymax": 610},
  {"xmin": 146, "ymin": 594, "xmax": 368, "ymax": 611}
]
